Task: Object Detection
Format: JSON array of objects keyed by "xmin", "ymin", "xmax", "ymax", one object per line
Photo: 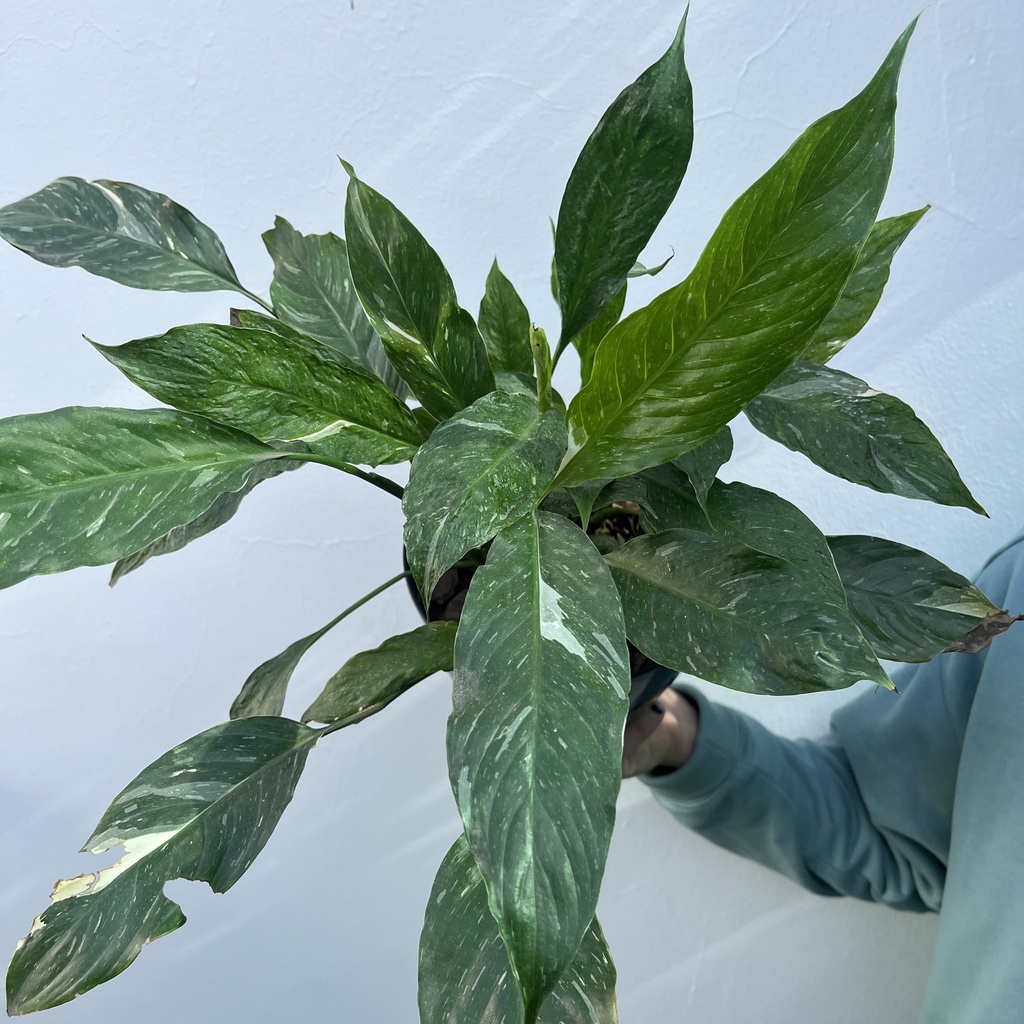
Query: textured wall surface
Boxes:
[{"xmin": 1, "ymin": 2, "xmax": 1021, "ymax": 1021}]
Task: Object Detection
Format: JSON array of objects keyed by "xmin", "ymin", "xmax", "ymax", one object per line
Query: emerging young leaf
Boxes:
[
  {"xmin": 95, "ymin": 324, "xmax": 425, "ymax": 467},
  {"xmin": 109, "ymin": 458, "xmax": 300, "ymax": 585},
  {"xmin": 303, "ymin": 621, "xmax": 457, "ymax": 725},
  {"xmin": 802, "ymin": 208, "xmax": 928, "ymax": 363},
  {"xmin": 403, "ymin": 391, "xmax": 567, "ymax": 602},
  {"xmin": 555, "ymin": 11, "xmax": 692, "ymax": 347},
  {"xmin": 6, "ymin": 718, "xmax": 320, "ymax": 1015},
  {"xmin": 744, "ymin": 361, "xmax": 985, "ymax": 512},
  {"xmin": 478, "ymin": 260, "xmax": 535, "ymax": 375},
  {"xmin": 0, "ymin": 407, "xmax": 281, "ymax": 591},
  {"xmin": 628, "ymin": 255, "xmax": 673, "ymax": 278},
  {"xmin": 0, "ymin": 177, "xmax": 247, "ymax": 294},
  {"xmin": 447, "ymin": 512, "xmax": 629, "ymax": 1019},
  {"xmin": 419, "ymin": 835, "xmax": 619, "ymax": 1024},
  {"xmin": 606, "ymin": 522, "xmax": 891, "ymax": 695},
  {"xmin": 558, "ymin": 25, "xmax": 915, "ymax": 486},
  {"xmin": 828, "ymin": 534, "xmax": 1003, "ymax": 662},
  {"xmin": 262, "ymin": 216, "xmax": 407, "ymax": 396},
  {"xmin": 344, "ymin": 170, "xmax": 494, "ymax": 419}
]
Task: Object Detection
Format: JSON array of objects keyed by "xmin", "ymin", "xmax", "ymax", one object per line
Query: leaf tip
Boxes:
[{"xmin": 338, "ymin": 157, "xmax": 357, "ymax": 180}]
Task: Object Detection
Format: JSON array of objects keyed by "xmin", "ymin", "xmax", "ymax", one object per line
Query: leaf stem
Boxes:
[
  {"xmin": 319, "ymin": 700, "xmax": 389, "ymax": 738},
  {"xmin": 239, "ymin": 287, "xmax": 275, "ymax": 315},
  {"xmin": 305, "ymin": 570, "xmax": 411, "ymax": 661},
  {"xmin": 282, "ymin": 452, "xmax": 405, "ymax": 498}
]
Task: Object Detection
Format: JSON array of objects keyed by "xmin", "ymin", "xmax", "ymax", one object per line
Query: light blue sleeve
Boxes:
[{"xmin": 641, "ymin": 534, "xmax": 1024, "ymax": 1022}]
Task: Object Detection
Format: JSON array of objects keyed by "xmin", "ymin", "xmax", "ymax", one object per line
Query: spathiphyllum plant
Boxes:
[{"xmin": 1, "ymin": 13, "xmax": 1017, "ymax": 1022}]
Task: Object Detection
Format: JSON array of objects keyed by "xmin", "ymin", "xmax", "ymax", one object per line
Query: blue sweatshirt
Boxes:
[{"xmin": 642, "ymin": 531, "xmax": 1024, "ymax": 1023}]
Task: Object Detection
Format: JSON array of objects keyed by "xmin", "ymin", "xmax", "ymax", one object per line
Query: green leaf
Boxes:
[
  {"xmin": 6, "ymin": 717, "xmax": 319, "ymax": 1015},
  {"xmin": 403, "ymin": 390, "xmax": 567, "ymax": 602},
  {"xmin": 558, "ymin": 25, "xmax": 915, "ymax": 487},
  {"xmin": 302, "ymin": 621, "xmax": 456, "ymax": 725},
  {"xmin": 447, "ymin": 511, "xmax": 629, "ymax": 1018},
  {"xmin": 745, "ymin": 361, "xmax": 984, "ymax": 512},
  {"xmin": 672, "ymin": 426, "xmax": 733, "ymax": 513},
  {"xmin": 802, "ymin": 208, "xmax": 928, "ymax": 363},
  {"xmin": 344, "ymin": 171, "xmax": 494, "ymax": 419},
  {"xmin": 109, "ymin": 457, "xmax": 300, "ymax": 586},
  {"xmin": 567, "ymin": 479, "xmax": 609, "ymax": 531},
  {"xmin": 231, "ymin": 571, "xmax": 410, "ymax": 719},
  {"xmin": 574, "ymin": 284, "xmax": 626, "ymax": 386},
  {"xmin": 262, "ymin": 216, "xmax": 407, "ymax": 397},
  {"xmin": 555, "ymin": 11, "xmax": 692, "ymax": 344},
  {"xmin": 478, "ymin": 259, "xmax": 535, "ymax": 375},
  {"xmin": 95, "ymin": 323, "xmax": 424, "ymax": 468},
  {"xmin": 827, "ymin": 534, "xmax": 1003, "ymax": 662},
  {"xmin": 419, "ymin": 835, "xmax": 619, "ymax": 1024},
  {"xmin": 0, "ymin": 177, "xmax": 248, "ymax": 295},
  {"xmin": 606, "ymin": 525, "xmax": 890, "ymax": 695},
  {"xmin": 0, "ymin": 407, "xmax": 280, "ymax": 591}
]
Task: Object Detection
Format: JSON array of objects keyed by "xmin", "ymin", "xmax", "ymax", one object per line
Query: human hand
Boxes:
[{"xmin": 621, "ymin": 687, "xmax": 699, "ymax": 778}]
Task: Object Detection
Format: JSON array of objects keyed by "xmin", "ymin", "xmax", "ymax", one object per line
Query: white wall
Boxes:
[{"xmin": 1, "ymin": 1, "xmax": 1020, "ymax": 1021}]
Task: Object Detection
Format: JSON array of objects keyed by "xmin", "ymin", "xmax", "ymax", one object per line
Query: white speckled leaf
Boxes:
[
  {"xmin": 0, "ymin": 407, "xmax": 282, "ymax": 591},
  {"xmin": 419, "ymin": 835, "xmax": 619, "ymax": 1024},
  {"xmin": 827, "ymin": 534, "xmax": 1002, "ymax": 662},
  {"xmin": 95, "ymin": 324, "xmax": 425, "ymax": 467},
  {"xmin": 403, "ymin": 391, "xmax": 567, "ymax": 602},
  {"xmin": 447, "ymin": 511, "xmax": 629, "ymax": 1019},
  {"xmin": 479, "ymin": 260, "xmax": 535, "ymax": 376},
  {"xmin": 6, "ymin": 718, "xmax": 319, "ymax": 1015},
  {"xmin": 109, "ymin": 457, "xmax": 300, "ymax": 585},
  {"xmin": 0, "ymin": 177, "xmax": 245, "ymax": 293},
  {"xmin": 555, "ymin": 11, "xmax": 692, "ymax": 345},
  {"xmin": 262, "ymin": 216, "xmax": 407, "ymax": 397},
  {"xmin": 802, "ymin": 208, "xmax": 927, "ymax": 363},
  {"xmin": 671, "ymin": 426, "xmax": 732, "ymax": 513},
  {"xmin": 344, "ymin": 172, "xmax": 494, "ymax": 420},
  {"xmin": 744, "ymin": 360, "xmax": 984, "ymax": 512},
  {"xmin": 558, "ymin": 26, "xmax": 914, "ymax": 486},
  {"xmin": 606, "ymin": 526, "xmax": 891, "ymax": 695},
  {"xmin": 303, "ymin": 621, "xmax": 457, "ymax": 725}
]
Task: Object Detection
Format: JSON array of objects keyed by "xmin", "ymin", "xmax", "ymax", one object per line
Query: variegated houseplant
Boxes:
[{"xmin": 0, "ymin": 13, "xmax": 1014, "ymax": 1023}]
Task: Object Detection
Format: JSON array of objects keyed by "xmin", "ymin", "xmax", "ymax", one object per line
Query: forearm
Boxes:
[{"xmin": 642, "ymin": 684, "xmax": 945, "ymax": 910}]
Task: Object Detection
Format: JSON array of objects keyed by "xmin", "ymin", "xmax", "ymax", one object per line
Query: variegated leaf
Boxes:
[
  {"xmin": 95, "ymin": 324, "xmax": 424, "ymax": 467},
  {"xmin": 0, "ymin": 407, "xmax": 281, "ymax": 591},
  {"xmin": 448, "ymin": 512, "xmax": 629, "ymax": 1019},
  {"xmin": 6, "ymin": 718, "xmax": 320, "ymax": 1015},
  {"xmin": 558, "ymin": 26, "xmax": 915, "ymax": 486},
  {"xmin": 0, "ymin": 177, "xmax": 247, "ymax": 294},
  {"xmin": 419, "ymin": 835, "xmax": 619, "ymax": 1024},
  {"xmin": 403, "ymin": 391, "xmax": 567, "ymax": 602},
  {"xmin": 745, "ymin": 360, "xmax": 984, "ymax": 512},
  {"xmin": 555, "ymin": 12, "xmax": 692, "ymax": 345},
  {"xmin": 262, "ymin": 216, "xmax": 407, "ymax": 396},
  {"xmin": 344, "ymin": 169, "xmax": 494, "ymax": 420},
  {"xmin": 828, "ymin": 534, "xmax": 1003, "ymax": 661},
  {"xmin": 802, "ymin": 208, "xmax": 928, "ymax": 363},
  {"xmin": 303, "ymin": 621, "xmax": 457, "ymax": 725}
]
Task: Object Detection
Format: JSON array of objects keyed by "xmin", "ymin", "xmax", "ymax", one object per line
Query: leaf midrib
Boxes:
[{"xmin": 0, "ymin": 449, "xmax": 276, "ymax": 505}]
